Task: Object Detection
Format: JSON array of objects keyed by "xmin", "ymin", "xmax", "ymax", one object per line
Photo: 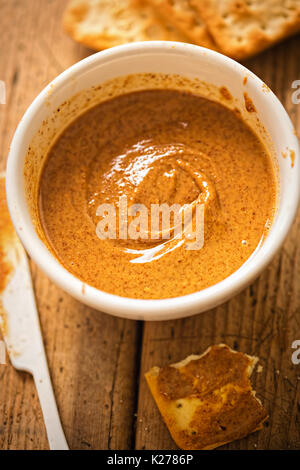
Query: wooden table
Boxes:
[{"xmin": 0, "ymin": 0, "xmax": 300, "ymax": 450}]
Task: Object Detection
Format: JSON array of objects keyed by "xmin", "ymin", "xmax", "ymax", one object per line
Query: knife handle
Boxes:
[{"xmin": 33, "ymin": 365, "xmax": 69, "ymax": 450}]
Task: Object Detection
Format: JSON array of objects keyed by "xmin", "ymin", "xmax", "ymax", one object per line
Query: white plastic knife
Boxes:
[{"xmin": 0, "ymin": 173, "xmax": 69, "ymax": 450}]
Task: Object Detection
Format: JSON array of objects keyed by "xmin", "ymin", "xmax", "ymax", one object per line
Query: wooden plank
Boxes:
[
  {"xmin": 1, "ymin": 0, "xmax": 300, "ymax": 450},
  {"xmin": 0, "ymin": 0, "xmax": 140, "ymax": 450},
  {"xmin": 136, "ymin": 36, "xmax": 300, "ymax": 450}
]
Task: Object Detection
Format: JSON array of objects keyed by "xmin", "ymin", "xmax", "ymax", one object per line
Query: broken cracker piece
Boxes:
[
  {"xmin": 146, "ymin": 0, "xmax": 218, "ymax": 49},
  {"xmin": 192, "ymin": 0, "xmax": 300, "ymax": 60},
  {"xmin": 63, "ymin": 0, "xmax": 191, "ymax": 51},
  {"xmin": 145, "ymin": 344, "xmax": 268, "ymax": 450}
]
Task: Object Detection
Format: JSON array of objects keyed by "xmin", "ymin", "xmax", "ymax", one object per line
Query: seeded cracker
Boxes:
[
  {"xmin": 63, "ymin": 0, "xmax": 191, "ymax": 50},
  {"xmin": 191, "ymin": 0, "xmax": 300, "ymax": 59},
  {"xmin": 146, "ymin": 0, "xmax": 218, "ymax": 49}
]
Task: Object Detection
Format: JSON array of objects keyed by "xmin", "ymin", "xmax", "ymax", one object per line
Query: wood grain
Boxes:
[{"xmin": 0, "ymin": 0, "xmax": 300, "ymax": 450}]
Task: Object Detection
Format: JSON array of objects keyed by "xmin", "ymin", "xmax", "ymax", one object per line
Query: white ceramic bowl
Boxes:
[{"xmin": 6, "ymin": 42, "xmax": 300, "ymax": 321}]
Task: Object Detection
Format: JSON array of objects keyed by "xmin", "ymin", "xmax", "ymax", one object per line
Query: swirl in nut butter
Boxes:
[{"xmin": 86, "ymin": 140, "xmax": 219, "ymax": 262}]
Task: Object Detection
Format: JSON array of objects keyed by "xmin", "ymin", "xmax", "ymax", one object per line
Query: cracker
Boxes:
[
  {"xmin": 63, "ymin": 0, "xmax": 191, "ymax": 50},
  {"xmin": 146, "ymin": 0, "xmax": 217, "ymax": 49},
  {"xmin": 145, "ymin": 344, "xmax": 268, "ymax": 450},
  {"xmin": 191, "ymin": 0, "xmax": 300, "ymax": 59}
]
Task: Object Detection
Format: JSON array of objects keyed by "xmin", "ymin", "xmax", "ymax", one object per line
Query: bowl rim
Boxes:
[{"xmin": 6, "ymin": 41, "xmax": 300, "ymax": 321}]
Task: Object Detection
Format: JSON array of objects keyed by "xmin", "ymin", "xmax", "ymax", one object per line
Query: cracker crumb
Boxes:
[
  {"xmin": 289, "ymin": 149, "xmax": 295, "ymax": 168},
  {"xmin": 262, "ymin": 83, "xmax": 271, "ymax": 93},
  {"xmin": 244, "ymin": 92, "xmax": 256, "ymax": 113},
  {"xmin": 220, "ymin": 86, "xmax": 233, "ymax": 101}
]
